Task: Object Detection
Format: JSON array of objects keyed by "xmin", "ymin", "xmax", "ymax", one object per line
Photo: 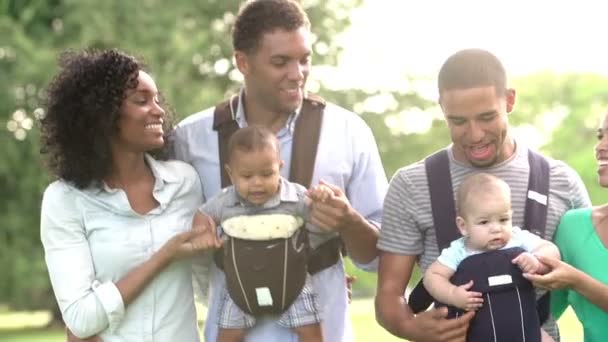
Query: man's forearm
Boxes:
[
  {"xmin": 340, "ymin": 210, "xmax": 379, "ymax": 264},
  {"xmin": 375, "ymin": 293, "xmax": 416, "ymax": 339}
]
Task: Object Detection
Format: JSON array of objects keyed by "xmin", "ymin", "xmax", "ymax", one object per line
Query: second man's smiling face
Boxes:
[{"xmin": 441, "ymin": 86, "xmax": 516, "ymax": 168}]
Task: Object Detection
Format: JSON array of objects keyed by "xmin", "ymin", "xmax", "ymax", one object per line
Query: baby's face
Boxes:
[
  {"xmin": 461, "ymin": 192, "xmax": 513, "ymax": 252},
  {"xmin": 227, "ymin": 147, "xmax": 282, "ymax": 206}
]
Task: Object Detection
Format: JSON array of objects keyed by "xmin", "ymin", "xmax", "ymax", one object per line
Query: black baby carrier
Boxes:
[
  {"xmin": 220, "ymin": 216, "xmax": 309, "ymax": 315},
  {"xmin": 444, "ymin": 247, "xmax": 540, "ymax": 341},
  {"xmin": 212, "ymin": 93, "xmax": 343, "ymax": 315},
  {"xmin": 408, "ymin": 149, "xmax": 551, "ymax": 342}
]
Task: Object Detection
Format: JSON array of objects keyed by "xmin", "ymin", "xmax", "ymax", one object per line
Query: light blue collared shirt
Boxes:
[
  {"xmin": 173, "ymin": 91, "xmax": 388, "ymax": 342},
  {"xmin": 40, "ymin": 156, "xmax": 203, "ymax": 341}
]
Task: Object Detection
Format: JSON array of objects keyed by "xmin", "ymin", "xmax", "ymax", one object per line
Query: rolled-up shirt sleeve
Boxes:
[{"xmin": 40, "ymin": 182, "xmax": 125, "ymax": 338}]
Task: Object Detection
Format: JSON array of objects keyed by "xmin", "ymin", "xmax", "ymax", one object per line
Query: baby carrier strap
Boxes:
[
  {"xmin": 408, "ymin": 149, "xmax": 457, "ymax": 313},
  {"xmin": 213, "ymin": 95, "xmax": 240, "ymax": 189},
  {"xmin": 524, "ymin": 149, "xmax": 551, "ymax": 324},
  {"xmin": 446, "ymin": 247, "xmax": 541, "ymax": 342},
  {"xmin": 213, "ymin": 93, "xmax": 326, "ymax": 189},
  {"xmin": 408, "ymin": 148, "xmax": 551, "ymax": 323}
]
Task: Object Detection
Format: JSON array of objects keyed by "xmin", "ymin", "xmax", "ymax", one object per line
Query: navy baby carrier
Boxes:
[
  {"xmin": 446, "ymin": 247, "xmax": 540, "ymax": 341},
  {"xmin": 409, "ymin": 149, "xmax": 550, "ymax": 342}
]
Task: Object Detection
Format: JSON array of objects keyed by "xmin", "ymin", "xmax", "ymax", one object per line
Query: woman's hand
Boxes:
[
  {"xmin": 160, "ymin": 211, "xmax": 222, "ymax": 261},
  {"xmin": 523, "ymin": 254, "xmax": 575, "ymax": 290},
  {"xmin": 512, "ymin": 252, "xmax": 542, "ymax": 274},
  {"xmin": 189, "ymin": 211, "xmax": 223, "ymax": 251}
]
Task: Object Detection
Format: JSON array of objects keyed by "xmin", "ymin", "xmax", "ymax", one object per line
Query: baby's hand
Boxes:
[
  {"xmin": 512, "ymin": 252, "xmax": 541, "ymax": 274},
  {"xmin": 450, "ymin": 280, "xmax": 483, "ymax": 311},
  {"xmin": 189, "ymin": 211, "xmax": 222, "ymax": 251},
  {"xmin": 306, "ymin": 183, "xmax": 333, "ymax": 203}
]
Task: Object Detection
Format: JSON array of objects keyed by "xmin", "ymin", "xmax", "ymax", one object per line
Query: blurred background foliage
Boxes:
[{"xmin": 1, "ymin": 0, "xmax": 606, "ymax": 322}]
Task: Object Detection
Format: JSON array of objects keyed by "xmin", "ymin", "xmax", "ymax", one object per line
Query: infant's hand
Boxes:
[
  {"xmin": 451, "ymin": 280, "xmax": 484, "ymax": 311},
  {"xmin": 306, "ymin": 184, "xmax": 333, "ymax": 203},
  {"xmin": 512, "ymin": 252, "xmax": 541, "ymax": 274},
  {"xmin": 189, "ymin": 211, "xmax": 222, "ymax": 251}
]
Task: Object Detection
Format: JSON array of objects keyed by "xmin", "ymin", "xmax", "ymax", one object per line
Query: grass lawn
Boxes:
[
  {"xmin": 349, "ymin": 298, "xmax": 583, "ymax": 342},
  {"xmin": 0, "ymin": 298, "xmax": 583, "ymax": 341}
]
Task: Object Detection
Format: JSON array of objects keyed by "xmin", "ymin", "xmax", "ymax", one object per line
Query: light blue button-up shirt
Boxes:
[
  {"xmin": 40, "ymin": 156, "xmax": 203, "ymax": 341},
  {"xmin": 173, "ymin": 91, "xmax": 388, "ymax": 342}
]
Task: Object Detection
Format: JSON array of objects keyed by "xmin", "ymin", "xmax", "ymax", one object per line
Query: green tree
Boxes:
[{"xmin": 0, "ymin": 0, "xmax": 362, "ymax": 316}]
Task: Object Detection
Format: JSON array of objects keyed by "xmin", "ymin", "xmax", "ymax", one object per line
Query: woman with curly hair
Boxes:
[{"xmin": 39, "ymin": 49, "xmax": 220, "ymax": 341}]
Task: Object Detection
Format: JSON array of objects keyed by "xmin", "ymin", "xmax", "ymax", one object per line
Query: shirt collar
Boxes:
[
  {"xmin": 236, "ymin": 87, "xmax": 301, "ymax": 135},
  {"xmin": 97, "ymin": 154, "xmax": 179, "ymax": 194},
  {"xmin": 145, "ymin": 154, "xmax": 180, "ymax": 184}
]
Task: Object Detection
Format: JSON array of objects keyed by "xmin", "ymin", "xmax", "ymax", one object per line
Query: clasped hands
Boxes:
[
  {"xmin": 162, "ymin": 211, "xmax": 223, "ymax": 260},
  {"xmin": 306, "ymin": 180, "xmax": 357, "ymax": 233}
]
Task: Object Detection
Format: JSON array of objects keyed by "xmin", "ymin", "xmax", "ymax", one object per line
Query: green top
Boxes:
[{"xmin": 552, "ymin": 208, "xmax": 608, "ymax": 342}]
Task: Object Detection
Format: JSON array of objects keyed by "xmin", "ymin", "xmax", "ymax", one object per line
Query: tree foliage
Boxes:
[{"xmin": 0, "ymin": 0, "xmax": 362, "ymax": 311}]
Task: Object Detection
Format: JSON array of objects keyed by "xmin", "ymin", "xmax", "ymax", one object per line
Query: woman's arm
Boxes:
[
  {"xmin": 570, "ymin": 269, "xmax": 608, "ymax": 312},
  {"xmin": 524, "ymin": 255, "xmax": 608, "ymax": 312},
  {"xmin": 41, "ymin": 183, "xmax": 215, "ymax": 338},
  {"xmin": 42, "ymin": 183, "xmax": 118, "ymax": 338}
]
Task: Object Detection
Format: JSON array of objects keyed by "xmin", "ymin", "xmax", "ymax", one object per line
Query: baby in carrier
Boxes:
[
  {"xmin": 198, "ymin": 125, "xmax": 331, "ymax": 342},
  {"xmin": 423, "ymin": 173, "xmax": 560, "ymax": 342}
]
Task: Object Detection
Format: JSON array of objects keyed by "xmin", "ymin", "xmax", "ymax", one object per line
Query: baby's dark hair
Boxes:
[
  {"xmin": 40, "ymin": 48, "xmax": 173, "ymax": 189},
  {"xmin": 232, "ymin": 0, "xmax": 310, "ymax": 54},
  {"xmin": 227, "ymin": 125, "xmax": 280, "ymax": 163}
]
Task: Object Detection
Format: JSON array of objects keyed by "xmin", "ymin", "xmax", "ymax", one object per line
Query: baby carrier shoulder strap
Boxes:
[{"xmin": 213, "ymin": 93, "xmax": 325, "ymax": 188}]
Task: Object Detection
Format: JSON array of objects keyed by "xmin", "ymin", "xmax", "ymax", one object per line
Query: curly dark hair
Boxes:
[
  {"xmin": 232, "ymin": 0, "xmax": 310, "ymax": 53},
  {"xmin": 40, "ymin": 48, "xmax": 174, "ymax": 189}
]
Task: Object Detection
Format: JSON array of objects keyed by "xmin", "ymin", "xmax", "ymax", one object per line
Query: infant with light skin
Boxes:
[{"xmin": 423, "ymin": 172, "xmax": 560, "ymax": 311}]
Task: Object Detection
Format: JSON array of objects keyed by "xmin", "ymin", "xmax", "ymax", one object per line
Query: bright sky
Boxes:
[
  {"xmin": 310, "ymin": 0, "xmax": 608, "ymax": 144},
  {"xmin": 323, "ymin": 0, "xmax": 608, "ymax": 92}
]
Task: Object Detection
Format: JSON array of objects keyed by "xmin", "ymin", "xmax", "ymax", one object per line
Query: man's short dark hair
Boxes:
[
  {"xmin": 232, "ymin": 0, "xmax": 310, "ymax": 54},
  {"xmin": 227, "ymin": 125, "xmax": 280, "ymax": 163},
  {"xmin": 438, "ymin": 49, "xmax": 507, "ymax": 97}
]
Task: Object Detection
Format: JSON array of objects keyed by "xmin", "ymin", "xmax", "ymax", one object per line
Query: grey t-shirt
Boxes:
[{"xmin": 378, "ymin": 143, "xmax": 591, "ymax": 340}]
